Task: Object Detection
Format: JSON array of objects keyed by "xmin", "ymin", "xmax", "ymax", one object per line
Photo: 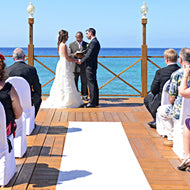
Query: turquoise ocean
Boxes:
[{"xmin": 0, "ymin": 48, "xmax": 181, "ymax": 96}]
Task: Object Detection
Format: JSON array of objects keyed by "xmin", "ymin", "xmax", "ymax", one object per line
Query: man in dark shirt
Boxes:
[
  {"xmin": 144, "ymin": 49, "xmax": 180, "ymax": 128},
  {"xmin": 7, "ymin": 48, "xmax": 42, "ymax": 117}
]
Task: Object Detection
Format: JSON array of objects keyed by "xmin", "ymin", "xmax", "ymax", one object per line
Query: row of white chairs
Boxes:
[
  {"xmin": 0, "ymin": 77, "xmax": 35, "ymax": 186},
  {"xmin": 156, "ymin": 80, "xmax": 190, "ymax": 159}
]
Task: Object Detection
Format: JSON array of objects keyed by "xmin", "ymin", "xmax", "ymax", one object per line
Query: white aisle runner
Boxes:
[{"xmin": 56, "ymin": 122, "xmax": 151, "ymax": 190}]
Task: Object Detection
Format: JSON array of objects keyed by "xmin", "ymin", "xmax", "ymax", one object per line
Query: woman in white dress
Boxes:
[{"xmin": 41, "ymin": 30, "xmax": 83, "ymax": 108}]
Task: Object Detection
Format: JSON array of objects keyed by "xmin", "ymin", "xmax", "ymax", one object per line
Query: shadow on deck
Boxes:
[{"xmin": 3, "ymin": 98, "xmax": 190, "ymax": 190}]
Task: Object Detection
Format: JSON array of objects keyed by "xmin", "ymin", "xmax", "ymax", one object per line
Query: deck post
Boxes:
[
  {"xmin": 28, "ymin": 18, "xmax": 34, "ymax": 66},
  {"xmin": 27, "ymin": 2, "xmax": 35, "ymax": 67},
  {"xmin": 141, "ymin": 18, "xmax": 148, "ymax": 97}
]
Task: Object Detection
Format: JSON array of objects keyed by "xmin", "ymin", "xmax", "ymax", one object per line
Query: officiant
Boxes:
[{"xmin": 69, "ymin": 32, "xmax": 89, "ymax": 101}]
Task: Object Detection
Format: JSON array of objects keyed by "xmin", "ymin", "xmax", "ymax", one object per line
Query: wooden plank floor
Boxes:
[{"xmin": 2, "ymin": 97, "xmax": 190, "ymax": 190}]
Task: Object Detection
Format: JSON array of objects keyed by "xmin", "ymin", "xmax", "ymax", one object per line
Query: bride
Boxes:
[{"xmin": 40, "ymin": 30, "xmax": 83, "ymax": 108}]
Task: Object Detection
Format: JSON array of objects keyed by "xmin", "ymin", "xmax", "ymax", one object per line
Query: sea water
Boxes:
[{"xmin": 0, "ymin": 47, "xmax": 181, "ymax": 96}]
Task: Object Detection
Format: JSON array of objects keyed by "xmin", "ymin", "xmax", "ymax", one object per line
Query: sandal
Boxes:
[{"xmin": 177, "ymin": 157, "xmax": 190, "ymax": 171}]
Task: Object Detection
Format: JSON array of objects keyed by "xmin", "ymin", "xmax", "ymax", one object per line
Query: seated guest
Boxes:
[
  {"xmin": 177, "ymin": 61, "xmax": 190, "ymax": 170},
  {"xmin": 144, "ymin": 49, "xmax": 179, "ymax": 128},
  {"xmin": 157, "ymin": 48, "xmax": 190, "ymax": 147},
  {"xmin": 0, "ymin": 53, "xmax": 22, "ymax": 140},
  {"xmin": 6, "ymin": 48, "xmax": 42, "ymax": 117}
]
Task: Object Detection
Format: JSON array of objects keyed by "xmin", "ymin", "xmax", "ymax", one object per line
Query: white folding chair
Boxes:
[
  {"xmin": 0, "ymin": 102, "xmax": 16, "ymax": 186},
  {"xmin": 156, "ymin": 80, "xmax": 171, "ymax": 136},
  {"xmin": 6, "ymin": 76, "xmax": 35, "ymax": 136},
  {"xmin": 173, "ymin": 98, "xmax": 190, "ymax": 159},
  {"xmin": 6, "ymin": 77, "xmax": 34, "ymax": 157}
]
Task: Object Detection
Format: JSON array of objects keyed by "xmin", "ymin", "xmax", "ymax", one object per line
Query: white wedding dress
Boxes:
[{"xmin": 40, "ymin": 42, "xmax": 83, "ymax": 108}]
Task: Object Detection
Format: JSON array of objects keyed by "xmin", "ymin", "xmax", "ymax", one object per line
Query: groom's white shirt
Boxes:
[
  {"xmin": 90, "ymin": 37, "xmax": 95, "ymax": 43},
  {"xmin": 78, "ymin": 37, "xmax": 95, "ymax": 62}
]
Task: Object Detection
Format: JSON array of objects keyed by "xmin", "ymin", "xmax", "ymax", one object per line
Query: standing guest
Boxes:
[
  {"xmin": 157, "ymin": 48, "xmax": 190, "ymax": 147},
  {"xmin": 6, "ymin": 48, "xmax": 42, "ymax": 117},
  {"xmin": 78, "ymin": 28, "xmax": 100, "ymax": 107},
  {"xmin": 0, "ymin": 53, "xmax": 22, "ymax": 141},
  {"xmin": 69, "ymin": 32, "xmax": 89, "ymax": 101},
  {"xmin": 144, "ymin": 49, "xmax": 180, "ymax": 128},
  {"xmin": 177, "ymin": 64, "xmax": 190, "ymax": 170}
]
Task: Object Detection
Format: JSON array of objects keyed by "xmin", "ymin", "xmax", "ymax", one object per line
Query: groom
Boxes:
[{"xmin": 78, "ymin": 28, "xmax": 100, "ymax": 107}]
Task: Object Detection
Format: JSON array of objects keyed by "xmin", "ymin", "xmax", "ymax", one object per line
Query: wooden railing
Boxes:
[
  {"xmin": 5, "ymin": 54, "xmax": 164, "ymax": 97},
  {"xmin": 4, "ymin": 55, "xmax": 164, "ymax": 97},
  {"xmin": 98, "ymin": 56, "xmax": 142, "ymax": 96},
  {"xmin": 25, "ymin": 55, "xmax": 165, "ymax": 97}
]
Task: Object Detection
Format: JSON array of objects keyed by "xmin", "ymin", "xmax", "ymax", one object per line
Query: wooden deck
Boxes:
[{"xmin": 2, "ymin": 98, "xmax": 190, "ymax": 189}]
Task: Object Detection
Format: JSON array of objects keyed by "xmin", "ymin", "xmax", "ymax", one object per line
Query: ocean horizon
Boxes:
[
  {"xmin": 0, "ymin": 47, "xmax": 182, "ymax": 56},
  {"xmin": 0, "ymin": 47, "xmax": 181, "ymax": 96}
]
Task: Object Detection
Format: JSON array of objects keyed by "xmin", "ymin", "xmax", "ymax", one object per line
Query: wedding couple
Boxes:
[{"xmin": 40, "ymin": 28, "xmax": 100, "ymax": 109}]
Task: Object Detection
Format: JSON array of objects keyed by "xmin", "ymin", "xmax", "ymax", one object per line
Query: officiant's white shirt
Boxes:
[{"xmin": 77, "ymin": 41, "xmax": 83, "ymax": 50}]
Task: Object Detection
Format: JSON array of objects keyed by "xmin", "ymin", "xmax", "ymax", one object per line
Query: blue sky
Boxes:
[{"xmin": 0, "ymin": 0, "xmax": 190, "ymax": 48}]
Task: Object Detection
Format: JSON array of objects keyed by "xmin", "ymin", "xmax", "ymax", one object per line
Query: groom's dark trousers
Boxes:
[{"xmin": 81, "ymin": 37, "xmax": 100, "ymax": 106}]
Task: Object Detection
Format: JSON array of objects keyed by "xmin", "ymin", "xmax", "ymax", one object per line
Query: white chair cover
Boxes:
[
  {"xmin": 173, "ymin": 98, "xmax": 190, "ymax": 159},
  {"xmin": 6, "ymin": 77, "xmax": 31, "ymax": 157},
  {"xmin": 160, "ymin": 80, "xmax": 170, "ymax": 105},
  {"xmin": 14, "ymin": 113, "xmax": 27, "ymax": 158},
  {"xmin": 25, "ymin": 105, "xmax": 35, "ymax": 135},
  {"xmin": 6, "ymin": 76, "xmax": 35, "ymax": 136},
  {"xmin": 156, "ymin": 80, "xmax": 171, "ymax": 136},
  {"xmin": 0, "ymin": 102, "xmax": 16, "ymax": 186}
]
